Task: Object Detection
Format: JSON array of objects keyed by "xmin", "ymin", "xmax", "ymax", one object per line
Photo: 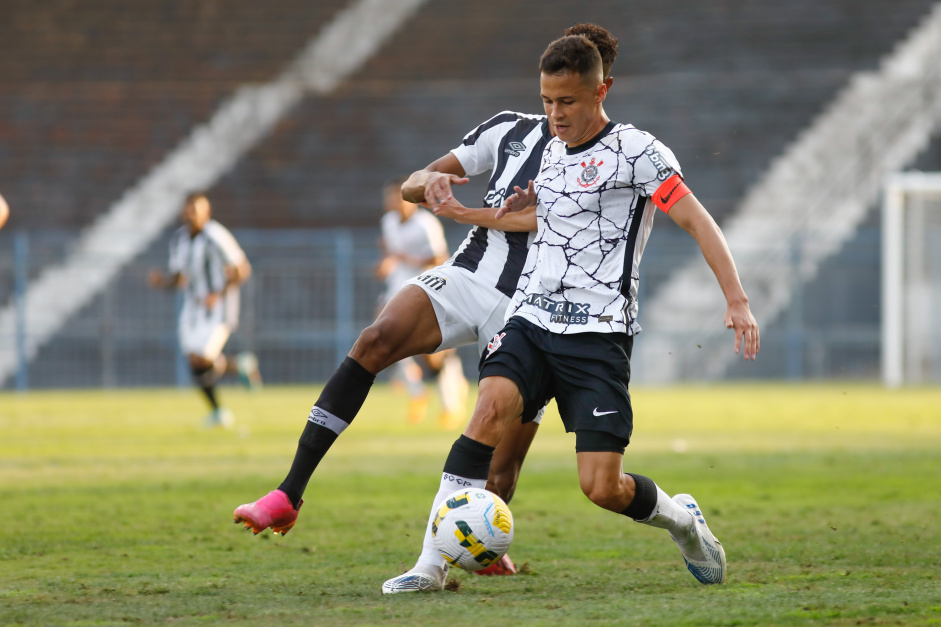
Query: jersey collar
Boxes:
[{"xmin": 565, "ymin": 120, "xmax": 616, "ymax": 155}]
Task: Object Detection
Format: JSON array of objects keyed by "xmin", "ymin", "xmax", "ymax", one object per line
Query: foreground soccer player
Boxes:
[
  {"xmin": 234, "ymin": 26, "xmax": 620, "ymax": 566},
  {"xmin": 382, "ymin": 34, "xmax": 759, "ymax": 593}
]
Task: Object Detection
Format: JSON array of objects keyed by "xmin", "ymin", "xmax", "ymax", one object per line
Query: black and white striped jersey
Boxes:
[
  {"xmin": 506, "ymin": 122, "xmax": 683, "ymax": 335},
  {"xmin": 168, "ymin": 220, "xmax": 247, "ymax": 308},
  {"xmin": 447, "ymin": 111, "xmax": 552, "ymax": 298}
]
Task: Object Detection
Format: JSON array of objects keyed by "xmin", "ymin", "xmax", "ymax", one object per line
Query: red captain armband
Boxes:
[{"xmin": 652, "ymin": 174, "xmax": 691, "ymax": 213}]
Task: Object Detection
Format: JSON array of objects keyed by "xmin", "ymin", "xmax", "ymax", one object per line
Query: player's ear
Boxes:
[
  {"xmin": 596, "ymin": 81, "xmax": 608, "ymax": 103},
  {"xmin": 604, "ymin": 77, "xmax": 614, "ymax": 90}
]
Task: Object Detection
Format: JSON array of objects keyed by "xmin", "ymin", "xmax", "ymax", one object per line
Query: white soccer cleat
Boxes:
[
  {"xmin": 671, "ymin": 493, "xmax": 726, "ymax": 584},
  {"xmin": 381, "ymin": 564, "xmax": 448, "ymax": 594},
  {"xmin": 203, "ymin": 407, "xmax": 234, "ymax": 429},
  {"xmin": 236, "ymin": 352, "xmax": 262, "ymax": 390}
]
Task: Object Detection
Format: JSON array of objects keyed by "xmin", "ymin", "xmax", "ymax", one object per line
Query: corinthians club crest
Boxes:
[{"xmin": 576, "ymin": 157, "xmax": 604, "ymax": 188}]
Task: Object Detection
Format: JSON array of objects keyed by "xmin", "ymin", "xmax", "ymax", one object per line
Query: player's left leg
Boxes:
[
  {"xmin": 235, "ymin": 286, "xmax": 444, "ymax": 534},
  {"xmin": 575, "ymin": 446, "xmax": 726, "ymax": 584}
]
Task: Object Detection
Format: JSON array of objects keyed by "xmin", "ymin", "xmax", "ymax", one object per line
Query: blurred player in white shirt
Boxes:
[
  {"xmin": 148, "ymin": 192, "xmax": 260, "ymax": 428},
  {"xmin": 377, "ymin": 179, "xmax": 469, "ymax": 428}
]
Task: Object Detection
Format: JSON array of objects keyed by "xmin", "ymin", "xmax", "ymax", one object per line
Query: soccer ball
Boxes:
[{"xmin": 432, "ymin": 487, "xmax": 514, "ymax": 571}]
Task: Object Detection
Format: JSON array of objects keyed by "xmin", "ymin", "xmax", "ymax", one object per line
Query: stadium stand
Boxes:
[{"xmin": 1, "ymin": 0, "xmax": 940, "ymax": 387}]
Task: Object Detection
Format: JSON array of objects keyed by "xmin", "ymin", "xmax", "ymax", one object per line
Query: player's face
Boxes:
[
  {"xmin": 182, "ymin": 197, "xmax": 211, "ymax": 234},
  {"xmin": 540, "ymin": 71, "xmax": 607, "ymax": 147},
  {"xmin": 384, "ymin": 187, "xmax": 416, "ymax": 220}
]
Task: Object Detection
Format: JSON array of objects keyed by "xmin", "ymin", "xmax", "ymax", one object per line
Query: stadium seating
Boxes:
[
  {"xmin": 2, "ymin": 0, "xmax": 940, "ymax": 387},
  {"xmin": 2, "ymin": 0, "xmax": 939, "ymax": 230}
]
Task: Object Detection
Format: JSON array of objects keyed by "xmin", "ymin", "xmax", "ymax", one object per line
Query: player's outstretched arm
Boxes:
[
  {"xmin": 402, "ymin": 153, "xmax": 469, "ymax": 211},
  {"xmin": 495, "ymin": 180, "xmax": 536, "ymax": 219},
  {"xmin": 434, "ymin": 196, "xmax": 537, "ymax": 232},
  {"xmin": 147, "ymin": 269, "xmax": 183, "ymax": 290},
  {"xmin": 666, "ymin": 194, "xmax": 759, "ymax": 360}
]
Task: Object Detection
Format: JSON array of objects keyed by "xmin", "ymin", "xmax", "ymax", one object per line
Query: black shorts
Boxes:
[{"xmin": 479, "ymin": 317, "xmax": 634, "ymax": 446}]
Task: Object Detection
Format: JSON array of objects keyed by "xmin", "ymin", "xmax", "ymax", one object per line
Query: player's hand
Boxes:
[
  {"xmin": 205, "ymin": 292, "xmax": 220, "ymax": 309},
  {"xmin": 375, "ymin": 255, "xmax": 397, "ymax": 279},
  {"xmin": 424, "ymin": 172, "xmax": 469, "ymax": 211},
  {"xmin": 724, "ymin": 300, "xmax": 759, "ymax": 360},
  {"xmin": 147, "ymin": 269, "xmax": 164, "ymax": 288},
  {"xmin": 495, "ymin": 180, "xmax": 536, "ymax": 219},
  {"xmin": 432, "ymin": 196, "xmax": 467, "ymax": 222}
]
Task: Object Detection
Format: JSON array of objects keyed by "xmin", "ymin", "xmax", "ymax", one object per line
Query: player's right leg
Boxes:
[
  {"xmin": 234, "ymin": 286, "xmax": 443, "ymax": 534},
  {"xmin": 382, "ymin": 375, "xmax": 524, "ymax": 594}
]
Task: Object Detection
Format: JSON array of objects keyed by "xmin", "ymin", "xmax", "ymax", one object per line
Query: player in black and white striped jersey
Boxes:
[
  {"xmin": 148, "ymin": 193, "xmax": 260, "ymax": 428},
  {"xmin": 232, "ymin": 25, "xmax": 619, "ymax": 573}
]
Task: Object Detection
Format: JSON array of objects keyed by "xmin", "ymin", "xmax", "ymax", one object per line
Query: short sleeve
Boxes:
[
  {"xmin": 630, "ymin": 137, "xmax": 683, "ymax": 198},
  {"xmin": 450, "ymin": 112, "xmax": 521, "ymax": 177},
  {"xmin": 206, "ymin": 222, "xmax": 247, "ymax": 266}
]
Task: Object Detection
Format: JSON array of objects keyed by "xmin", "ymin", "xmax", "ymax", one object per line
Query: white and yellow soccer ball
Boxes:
[{"xmin": 431, "ymin": 487, "xmax": 514, "ymax": 571}]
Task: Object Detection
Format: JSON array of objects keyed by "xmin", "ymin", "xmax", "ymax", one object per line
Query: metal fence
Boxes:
[{"xmin": 0, "ymin": 224, "xmax": 885, "ymax": 390}]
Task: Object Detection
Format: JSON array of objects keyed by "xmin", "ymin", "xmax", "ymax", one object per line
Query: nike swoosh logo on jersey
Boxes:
[
  {"xmin": 593, "ymin": 408, "xmax": 618, "ymax": 416},
  {"xmin": 659, "ymin": 182, "xmax": 681, "ymax": 205}
]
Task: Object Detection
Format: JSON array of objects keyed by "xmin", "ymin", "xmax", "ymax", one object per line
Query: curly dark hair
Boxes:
[
  {"xmin": 539, "ymin": 35, "xmax": 603, "ymax": 83},
  {"xmin": 564, "ymin": 23, "xmax": 618, "ymax": 78}
]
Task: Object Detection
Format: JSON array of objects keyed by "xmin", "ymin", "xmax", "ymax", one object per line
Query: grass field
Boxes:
[{"xmin": 1, "ymin": 383, "xmax": 940, "ymax": 626}]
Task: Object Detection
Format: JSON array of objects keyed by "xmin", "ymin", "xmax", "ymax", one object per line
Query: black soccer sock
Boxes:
[
  {"xmin": 200, "ymin": 385, "xmax": 220, "ymax": 410},
  {"xmin": 192, "ymin": 364, "xmax": 220, "ymax": 410},
  {"xmin": 620, "ymin": 473, "xmax": 658, "ymax": 521},
  {"xmin": 443, "ymin": 434, "xmax": 496, "ymax": 481},
  {"xmin": 278, "ymin": 357, "xmax": 375, "ymax": 508}
]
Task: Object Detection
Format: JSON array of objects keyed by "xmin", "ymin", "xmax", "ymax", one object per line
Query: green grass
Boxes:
[{"xmin": 1, "ymin": 383, "xmax": 940, "ymax": 626}]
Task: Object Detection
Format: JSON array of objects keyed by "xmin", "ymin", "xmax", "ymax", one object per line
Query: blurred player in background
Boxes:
[
  {"xmin": 233, "ymin": 24, "xmax": 619, "ymax": 584},
  {"xmin": 148, "ymin": 192, "xmax": 261, "ymax": 428},
  {"xmin": 387, "ymin": 33, "xmax": 759, "ymax": 593},
  {"xmin": 0, "ymin": 192, "xmax": 9, "ymax": 230},
  {"xmin": 376, "ymin": 178, "xmax": 468, "ymax": 428}
]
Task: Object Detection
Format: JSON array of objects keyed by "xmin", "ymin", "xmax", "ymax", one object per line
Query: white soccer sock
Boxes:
[
  {"xmin": 436, "ymin": 352, "xmax": 468, "ymax": 414},
  {"xmin": 414, "ymin": 473, "xmax": 488, "ymax": 570},
  {"xmin": 637, "ymin": 486, "xmax": 694, "ymax": 537}
]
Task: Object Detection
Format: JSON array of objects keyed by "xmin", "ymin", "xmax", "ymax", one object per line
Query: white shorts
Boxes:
[
  {"xmin": 404, "ymin": 265, "xmax": 511, "ymax": 358},
  {"xmin": 178, "ymin": 299, "xmax": 232, "ymax": 361},
  {"xmin": 403, "ymin": 266, "xmax": 546, "ymax": 425}
]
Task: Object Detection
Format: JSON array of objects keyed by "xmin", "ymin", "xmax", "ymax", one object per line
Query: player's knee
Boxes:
[
  {"xmin": 349, "ymin": 323, "xmax": 397, "ymax": 371},
  {"xmin": 469, "ymin": 393, "xmax": 514, "ymax": 432}
]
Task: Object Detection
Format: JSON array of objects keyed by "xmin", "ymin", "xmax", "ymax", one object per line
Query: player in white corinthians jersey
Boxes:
[
  {"xmin": 148, "ymin": 193, "xmax": 260, "ymax": 428},
  {"xmin": 232, "ymin": 24, "xmax": 621, "ymax": 576},
  {"xmin": 386, "ymin": 34, "xmax": 759, "ymax": 592}
]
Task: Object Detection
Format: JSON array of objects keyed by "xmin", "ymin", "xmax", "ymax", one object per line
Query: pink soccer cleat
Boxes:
[
  {"xmin": 473, "ymin": 553, "xmax": 517, "ymax": 576},
  {"xmin": 233, "ymin": 489, "xmax": 302, "ymax": 535}
]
